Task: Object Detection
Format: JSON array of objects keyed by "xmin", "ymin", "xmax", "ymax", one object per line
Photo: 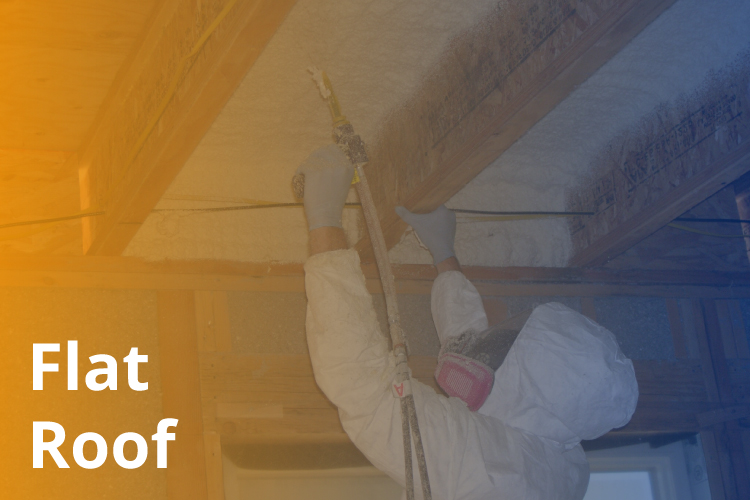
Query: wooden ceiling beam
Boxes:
[
  {"xmin": 569, "ymin": 68, "xmax": 750, "ymax": 266},
  {"xmin": 201, "ymin": 353, "xmax": 733, "ymax": 442},
  {"xmin": 355, "ymin": 0, "xmax": 676, "ymax": 260},
  {"xmin": 0, "ymin": 256, "xmax": 749, "ymax": 297},
  {"xmin": 77, "ymin": 0, "xmax": 296, "ymax": 256}
]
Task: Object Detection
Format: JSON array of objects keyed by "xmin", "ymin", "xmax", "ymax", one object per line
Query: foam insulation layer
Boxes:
[
  {"xmin": 390, "ymin": 0, "xmax": 750, "ymax": 267},
  {"xmin": 125, "ymin": 0, "xmax": 499, "ymax": 261},
  {"xmin": 126, "ymin": 0, "xmax": 750, "ymax": 266}
]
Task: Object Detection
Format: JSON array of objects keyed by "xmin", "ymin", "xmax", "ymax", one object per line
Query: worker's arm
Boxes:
[
  {"xmin": 298, "ymin": 146, "xmax": 500, "ymax": 498},
  {"xmin": 304, "ymin": 244, "xmax": 501, "ymax": 499},
  {"xmin": 309, "ymin": 226, "xmax": 347, "ymax": 255},
  {"xmin": 396, "ymin": 206, "xmax": 488, "ymax": 344},
  {"xmin": 297, "ymin": 144, "xmax": 393, "ymax": 415}
]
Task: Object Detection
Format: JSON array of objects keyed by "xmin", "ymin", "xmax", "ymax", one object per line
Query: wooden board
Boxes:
[
  {"xmin": 605, "ymin": 186, "xmax": 749, "ymax": 271},
  {"xmin": 694, "ymin": 298, "xmax": 750, "ymax": 500},
  {"xmin": 728, "ymin": 300, "xmax": 750, "ymax": 359},
  {"xmin": 0, "ymin": 0, "xmax": 156, "ymax": 253},
  {"xmin": 0, "ymin": 256, "xmax": 749, "ymax": 297},
  {"xmin": 701, "ymin": 428, "xmax": 729, "ymax": 500},
  {"xmin": 78, "ymin": 0, "xmax": 297, "ymax": 255},
  {"xmin": 355, "ymin": 0, "xmax": 677, "ymax": 261},
  {"xmin": 203, "ymin": 432, "xmax": 225, "ymax": 500},
  {"xmin": 199, "ymin": 352, "xmax": 718, "ymax": 441},
  {"xmin": 0, "ymin": 0, "xmax": 157, "ymax": 151},
  {"xmin": 0, "ymin": 149, "xmax": 83, "ymax": 255},
  {"xmin": 665, "ymin": 298, "xmax": 688, "ymax": 359},
  {"xmin": 157, "ymin": 290, "xmax": 208, "ymax": 500},
  {"xmin": 569, "ymin": 67, "xmax": 750, "ymax": 266},
  {"xmin": 580, "ymin": 297, "xmax": 597, "ymax": 321},
  {"xmin": 195, "ymin": 290, "xmax": 232, "ymax": 353}
]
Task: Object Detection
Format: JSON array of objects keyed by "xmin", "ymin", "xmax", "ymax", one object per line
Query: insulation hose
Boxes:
[{"xmin": 297, "ymin": 69, "xmax": 432, "ymax": 500}]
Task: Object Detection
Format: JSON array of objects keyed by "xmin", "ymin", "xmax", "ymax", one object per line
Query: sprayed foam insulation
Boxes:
[
  {"xmin": 605, "ymin": 185, "xmax": 749, "ymax": 271},
  {"xmin": 391, "ymin": 0, "xmax": 750, "ymax": 267},
  {"xmin": 124, "ymin": 0, "xmax": 499, "ymax": 262},
  {"xmin": 0, "ymin": 288, "xmax": 164, "ymax": 499},
  {"xmin": 593, "ymin": 297, "xmax": 675, "ymax": 360},
  {"xmin": 123, "ymin": 0, "xmax": 750, "ymax": 267},
  {"xmin": 568, "ymin": 50, "xmax": 750, "ymax": 267},
  {"xmin": 228, "ymin": 291, "xmax": 441, "ymax": 356}
]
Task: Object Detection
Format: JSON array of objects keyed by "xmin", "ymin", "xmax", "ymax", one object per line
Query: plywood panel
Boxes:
[
  {"xmin": 0, "ymin": 0, "xmax": 157, "ymax": 151},
  {"xmin": 0, "ymin": 0, "xmax": 155, "ymax": 52}
]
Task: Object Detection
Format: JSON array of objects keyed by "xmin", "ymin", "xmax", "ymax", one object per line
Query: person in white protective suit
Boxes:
[{"xmin": 297, "ymin": 144, "xmax": 639, "ymax": 500}]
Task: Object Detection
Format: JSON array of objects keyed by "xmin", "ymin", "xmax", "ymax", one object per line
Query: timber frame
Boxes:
[
  {"xmin": 77, "ymin": 0, "xmax": 296, "ymax": 256},
  {"xmin": 161, "ymin": 270, "xmax": 750, "ymax": 500},
  {"xmin": 569, "ymin": 60, "xmax": 750, "ymax": 266},
  {"xmin": 355, "ymin": 0, "xmax": 678, "ymax": 260},
  {"xmin": 7, "ymin": 0, "xmax": 749, "ymax": 498},
  {"xmin": 4, "ymin": 257, "xmax": 746, "ymax": 499}
]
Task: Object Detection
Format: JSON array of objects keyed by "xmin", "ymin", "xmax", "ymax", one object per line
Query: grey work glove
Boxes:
[
  {"xmin": 296, "ymin": 144, "xmax": 354, "ymax": 230},
  {"xmin": 395, "ymin": 205, "xmax": 456, "ymax": 265}
]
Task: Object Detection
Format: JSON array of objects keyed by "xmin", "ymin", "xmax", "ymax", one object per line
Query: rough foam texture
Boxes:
[
  {"xmin": 390, "ymin": 0, "xmax": 750, "ymax": 267},
  {"xmin": 126, "ymin": 0, "xmax": 750, "ymax": 265},
  {"xmin": 124, "ymin": 0, "xmax": 499, "ymax": 261}
]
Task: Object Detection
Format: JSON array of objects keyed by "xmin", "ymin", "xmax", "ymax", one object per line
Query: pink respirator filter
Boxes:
[{"xmin": 434, "ymin": 352, "xmax": 495, "ymax": 412}]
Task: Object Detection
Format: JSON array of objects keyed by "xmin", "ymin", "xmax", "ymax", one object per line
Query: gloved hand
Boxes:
[
  {"xmin": 395, "ymin": 205, "xmax": 456, "ymax": 265},
  {"xmin": 296, "ymin": 144, "xmax": 354, "ymax": 230}
]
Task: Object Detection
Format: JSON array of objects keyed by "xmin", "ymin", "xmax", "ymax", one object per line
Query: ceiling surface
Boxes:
[
  {"xmin": 123, "ymin": 0, "xmax": 750, "ymax": 268},
  {"xmin": 2, "ymin": 0, "xmax": 749, "ymax": 270}
]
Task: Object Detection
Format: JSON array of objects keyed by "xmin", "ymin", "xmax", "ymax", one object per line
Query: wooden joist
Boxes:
[
  {"xmin": 200, "ymin": 352, "xmax": 727, "ymax": 442},
  {"xmin": 355, "ymin": 0, "xmax": 676, "ymax": 260},
  {"xmin": 569, "ymin": 66, "xmax": 750, "ymax": 266},
  {"xmin": 157, "ymin": 290, "xmax": 209, "ymax": 500},
  {"xmin": 695, "ymin": 298, "xmax": 750, "ymax": 500},
  {"xmin": 0, "ymin": 255, "xmax": 750, "ymax": 297},
  {"xmin": 77, "ymin": 0, "xmax": 296, "ymax": 256}
]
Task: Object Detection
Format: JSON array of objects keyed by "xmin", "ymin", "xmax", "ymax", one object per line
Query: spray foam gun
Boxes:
[{"xmin": 293, "ymin": 68, "xmax": 432, "ymax": 500}]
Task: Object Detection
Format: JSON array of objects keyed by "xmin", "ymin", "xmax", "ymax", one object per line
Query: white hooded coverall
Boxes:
[{"xmin": 304, "ymin": 249, "xmax": 638, "ymax": 500}]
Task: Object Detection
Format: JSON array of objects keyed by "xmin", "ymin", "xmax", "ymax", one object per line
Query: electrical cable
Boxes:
[
  {"xmin": 125, "ymin": 0, "xmax": 240, "ymax": 169},
  {"xmin": 150, "ymin": 202, "xmax": 750, "ymax": 228},
  {"xmin": 674, "ymin": 217, "xmax": 750, "ymax": 224},
  {"xmin": 452, "ymin": 209, "xmax": 595, "ymax": 216},
  {"xmin": 153, "ymin": 203, "xmax": 360, "ymax": 213},
  {"xmin": 0, "ymin": 4, "xmax": 241, "ymax": 241},
  {"xmin": 102, "ymin": 0, "xmax": 243, "ymax": 205},
  {"xmin": 3, "ymin": 206, "xmax": 749, "ymax": 241},
  {"xmin": 0, "ymin": 211, "xmax": 105, "ymax": 230},
  {"xmin": 666, "ymin": 223, "xmax": 746, "ymax": 239}
]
